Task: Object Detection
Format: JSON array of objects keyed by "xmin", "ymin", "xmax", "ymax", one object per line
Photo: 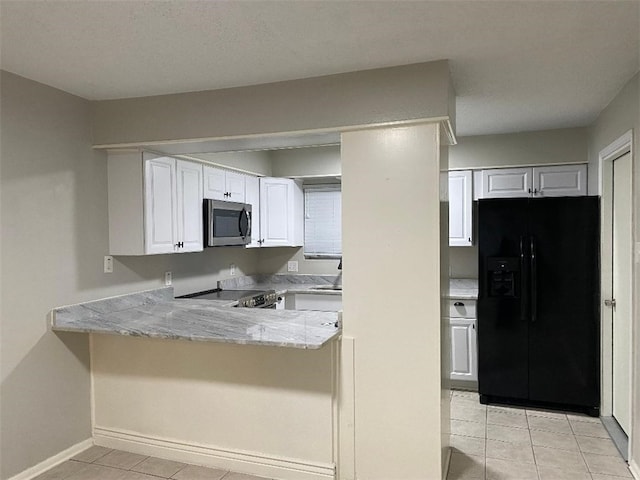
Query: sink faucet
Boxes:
[{"xmin": 338, "ymin": 257, "xmax": 342, "ymax": 270}]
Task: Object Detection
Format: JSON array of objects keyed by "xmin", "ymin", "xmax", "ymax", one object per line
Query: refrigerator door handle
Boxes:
[
  {"xmin": 520, "ymin": 236, "xmax": 527, "ymax": 322},
  {"xmin": 530, "ymin": 236, "xmax": 537, "ymax": 323}
]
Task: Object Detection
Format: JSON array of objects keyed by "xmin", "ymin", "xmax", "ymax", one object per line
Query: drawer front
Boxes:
[{"xmin": 448, "ymin": 299, "xmax": 476, "ymax": 318}]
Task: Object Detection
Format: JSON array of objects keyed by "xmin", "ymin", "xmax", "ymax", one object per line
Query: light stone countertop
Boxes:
[
  {"xmin": 52, "ymin": 286, "xmax": 341, "ymax": 350},
  {"xmin": 449, "ymin": 278, "xmax": 478, "ymax": 299}
]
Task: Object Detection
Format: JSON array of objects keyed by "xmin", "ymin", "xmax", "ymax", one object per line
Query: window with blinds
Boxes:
[{"xmin": 304, "ymin": 185, "xmax": 342, "ymax": 257}]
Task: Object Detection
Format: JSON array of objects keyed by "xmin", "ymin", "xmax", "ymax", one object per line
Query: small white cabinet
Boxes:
[
  {"xmin": 259, "ymin": 177, "xmax": 303, "ymax": 247},
  {"xmin": 479, "ymin": 164, "xmax": 587, "ymax": 199},
  {"xmin": 448, "ymin": 299, "xmax": 477, "ymax": 382},
  {"xmin": 286, "ymin": 293, "xmax": 342, "ymax": 312},
  {"xmin": 108, "ymin": 151, "xmax": 203, "ymax": 255},
  {"xmin": 449, "ymin": 171, "xmax": 473, "ymax": 246},
  {"xmin": 203, "ymin": 165, "xmax": 246, "ymax": 202}
]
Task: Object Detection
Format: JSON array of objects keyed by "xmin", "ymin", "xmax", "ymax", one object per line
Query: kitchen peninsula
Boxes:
[{"xmin": 52, "ymin": 276, "xmax": 342, "ymax": 349}]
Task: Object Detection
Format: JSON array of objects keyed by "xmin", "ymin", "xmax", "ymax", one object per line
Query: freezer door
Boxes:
[
  {"xmin": 527, "ymin": 197, "xmax": 600, "ymax": 408},
  {"xmin": 478, "ymin": 198, "xmax": 530, "ymax": 400}
]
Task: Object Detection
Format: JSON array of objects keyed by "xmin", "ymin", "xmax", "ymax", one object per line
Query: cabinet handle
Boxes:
[
  {"xmin": 528, "ymin": 188, "xmax": 532, "ymax": 194},
  {"xmin": 472, "ymin": 323, "xmax": 475, "ymax": 330},
  {"xmin": 175, "ymin": 241, "xmax": 184, "ymax": 248},
  {"xmin": 454, "ymin": 302, "xmax": 464, "ymax": 307}
]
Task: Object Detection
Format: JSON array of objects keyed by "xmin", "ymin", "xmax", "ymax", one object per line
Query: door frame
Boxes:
[{"xmin": 598, "ymin": 129, "xmax": 634, "ymax": 457}]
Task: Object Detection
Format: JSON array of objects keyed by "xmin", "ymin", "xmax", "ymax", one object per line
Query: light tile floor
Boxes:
[
  {"xmin": 35, "ymin": 446, "xmax": 271, "ymax": 480},
  {"xmin": 448, "ymin": 390, "xmax": 633, "ymax": 480}
]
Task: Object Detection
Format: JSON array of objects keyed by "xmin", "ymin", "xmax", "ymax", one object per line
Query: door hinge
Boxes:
[{"xmin": 604, "ymin": 298, "xmax": 616, "ymax": 308}]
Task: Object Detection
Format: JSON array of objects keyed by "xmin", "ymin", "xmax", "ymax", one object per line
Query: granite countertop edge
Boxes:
[{"xmin": 51, "ymin": 286, "xmax": 341, "ymax": 350}]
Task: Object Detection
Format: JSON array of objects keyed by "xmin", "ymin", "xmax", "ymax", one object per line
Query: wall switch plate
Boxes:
[
  {"xmin": 103, "ymin": 255, "xmax": 113, "ymax": 273},
  {"xmin": 288, "ymin": 261, "xmax": 298, "ymax": 272},
  {"xmin": 230, "ymin": 263, "xmax": 236, "ymax": 276},
  {"xmin": 164, "ymin": 271, "xmax": 172, "ymax": 286}
]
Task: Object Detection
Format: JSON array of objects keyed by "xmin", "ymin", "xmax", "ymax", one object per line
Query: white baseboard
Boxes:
[
  {"xmin": 7, "ymin": 439, "xmax": 93, "ymax": 480},
  {"xmin": 442, "ymin": 446, "xmax": 452, "ymax": 480},
  {"xmin": 629, "ymin": 459, "xmax": 640, "ymax": 480},
  {"xmin": 93, "ymin": 426, "xmax": 335, "ymax": 480}
]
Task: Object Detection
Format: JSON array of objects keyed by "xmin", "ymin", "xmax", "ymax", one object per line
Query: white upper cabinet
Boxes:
[
  {"xmin": 449, "ymin": 171, "xmax": 473, "ymax": 246},
  {"xmin": 144, "ymin": 157, "xmax": 178, "ymax": 254},
  {"xmin": 244, "ymin": 175, "xmax": 261, "ymax": 248},
  {"xmin": 479, "ymin": 164, "xmax": 587, "ymax": 199},
  {"xmin": 108, "ymin": 151, "xmax": 203, "ymax": 255},
  {"xmin": 259, "ymin": 177, "xmax": 303, "ymax": 247},
  {"xmin": 532, "ymin": 164, "xmax": 587, "ymax": 197},
  {"xmin": 480, "ymin": 167, "xmax": 531, "ymax": 198},
  {"xmin": 175, "ymin": 160, "xmax": 204, "ymax": 252},
  {"xmin": 203, "ymin": 165, "xmax": 245, "ymax": 202}
]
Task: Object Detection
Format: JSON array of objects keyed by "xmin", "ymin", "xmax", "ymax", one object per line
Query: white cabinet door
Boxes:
[
  {"xmin": 144, "ymin": 157, "xmax": 177, "ymax": 254},
  {"xmin": 203, "ymin": 166, "xmax": 246, "ymax": 202},
  {"xmin": 292, "ymin": 293, "xmax": 343, "ymax": 312},
  {"xmin": 259, "ymin": 177, "xmax": 303, "ymax": 247},
  {"xmin": 449, "ymin": 171, "xmax": 473, "ymax": 246},
  {"xmin": 450, "ymin": 318, "xmax": 478, "ymax": 381},
  {"xmin": 244, "ymin": 175, "xmax": 261, "ymax": 248},
  {"xmin": 480, "ymin": 167, "xmax": 532, "ymax": 198},
  {"xmin": 176, "ymin": 160, "xmax": 203, "ymax": 252},
  {"xmin": 225, "ymin": 171, "xmax": 246, "ymax": 202},
  {"xmin": 532, "ymin": 164, "xmax": 587, "ymax": 197},
  {"xmin": 203, "ymin": 165, "xmax": 226, "ymax": 200}
]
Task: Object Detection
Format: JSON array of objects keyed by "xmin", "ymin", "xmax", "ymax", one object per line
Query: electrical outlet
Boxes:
[
  {"xmin": 287, "ymin": 261, "xmax": 298, "ymax": 272},
  {"xmin": 164, "ymin": 271, "xmax": 172, "ymax": 286},
  {"xmin": 103, "ymin": 255, "xmax": 113, "ymax": 273},
  {"xmin": 230, "ymin": 263, "xmax": 236, "ymax": 276}
]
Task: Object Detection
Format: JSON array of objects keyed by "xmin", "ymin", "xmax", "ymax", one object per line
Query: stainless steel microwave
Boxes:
[{"xmin": 204, "ymin": 199, "xmax": 251, "ymax": 247}]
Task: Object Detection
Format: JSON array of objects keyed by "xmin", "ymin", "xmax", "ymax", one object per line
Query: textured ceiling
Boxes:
[{"xmin": 1, "ymin": 1, "xmax": 638, "ymax": 136}]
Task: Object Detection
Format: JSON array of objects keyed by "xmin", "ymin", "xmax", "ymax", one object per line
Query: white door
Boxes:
[
  {"xmin": 225, "ymin": 171, "xmax": 246, "ymax": 202},
  {"xmin": 532, "ymin": 165, "xmax": 587, "ymax": 197},
  {"xmin": 449, "ymin": 318, "xmax": 477, "ymax": 381},
  {"xmin": 612, "ymin": 152, "xmax": 632, "ymax": 435},
  {"xmin": 260, "ymin": 177, "xmax": 291, "ymax": 247},
  {"xmin": 449, "ymin": 171, "xmax": 473, "ymax": 246},
  {"xmin": 480, "ymin": 167, "xmax": 532, "ymax": 198},
  {"xmin": 203, "ymin": 166, "xmax": 226, "ymax": 200},
  {"xmin": 144, "ymin": 157, "xmax": 177, "ymax": 254},
  {"xmin": 244, "ymin": 175, "xmax": 261, "ymax": 248},
  {"xmin": 176, "ymin": 160, "xmax": 203, "ymax": 252}
]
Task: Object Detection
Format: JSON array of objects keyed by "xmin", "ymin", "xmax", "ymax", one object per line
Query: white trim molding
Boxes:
[
  {"xmin": 598, "ymin": 129, "xmax": 633, "ymax": 195},
  {"xmin": 7, "ymin": 439, "xmax": 93, "ymax": 480},
  {"xmin": 93, "ymin": 426, "xmax": 335, "ymax": 480},
  {"xmin": 630, "ymin": 458, "xmax": 640, "ymax": 480}
]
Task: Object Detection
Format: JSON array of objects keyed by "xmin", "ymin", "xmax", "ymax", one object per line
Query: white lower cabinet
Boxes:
[
  {"xmin": 108, "ymin": 151, "xmax": 203, "ymax": 255},
  {"xmin": 286, "ymin": 293, "xmax": 342, "ymax": 312},
  {"xmin": 259, "ymin": 177, "xmax": 303, "ymax": 247},
  {"xmin": 448, "ymin": 299, "xmax": 478, "ymax": 382}
]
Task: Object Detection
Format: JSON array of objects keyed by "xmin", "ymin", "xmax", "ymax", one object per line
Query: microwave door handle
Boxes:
[{"xmin": 239, "ymin": 209, "xmax": 250, "ymax": 238}]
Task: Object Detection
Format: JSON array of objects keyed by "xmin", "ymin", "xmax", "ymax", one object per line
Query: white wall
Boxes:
[
  {"xmin": 341, "ymin": 123, "xmax": 447, "ymax": 479},
  {"xmin": 587, "ymin": 72, "xmax": 640, "ymax": 475}
]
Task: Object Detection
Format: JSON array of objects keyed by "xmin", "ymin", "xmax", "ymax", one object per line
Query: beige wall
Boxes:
[
  {"xmin": 92, "ymin": 336, "xmax": 337, "ymax": 480},
  {"xmin": 341, "ymin": 123, "xmax": 447, "ymax": 479},
  {"xmin": 448, "ymin": 127, "xmax": 589, "ymax": 279},
  {"xmin": 0, "ymin": 71, "xmax": 262, "ymax": 479},
  {"xmin": 91, "ymin": 61, "xmax": 451, "ymax": 146},
  {"xmin": 449, "ymin": 127, "xmax": 588, "ymax": 170},
  {"xmin": 587, "ymin": 72, "xmax": 640, "ymax": 475},
  {"xmin": 271, "ymin": 146, "xmax": 341, "ymax": 178},
  {"xmin": 186, "ymin": 150, "xmax": 273, "ymax": 176}
]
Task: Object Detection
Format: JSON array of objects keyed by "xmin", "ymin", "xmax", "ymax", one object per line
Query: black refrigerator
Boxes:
[{"xmin": 477, "ymin": 196, "xmax": 600, "ymax": 416}]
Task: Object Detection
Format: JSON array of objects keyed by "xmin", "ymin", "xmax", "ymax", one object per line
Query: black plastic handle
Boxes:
[
  {"xmin": 520, "ymin": 236, "xmax": 526, "ymax": 322},
  {"xmin": 530, "ymin": 236, "xmax": 537, "ymax": 323},
  {"xmin": 454, "ymin": 301, "xmax": 464, "ymax": 307}
]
